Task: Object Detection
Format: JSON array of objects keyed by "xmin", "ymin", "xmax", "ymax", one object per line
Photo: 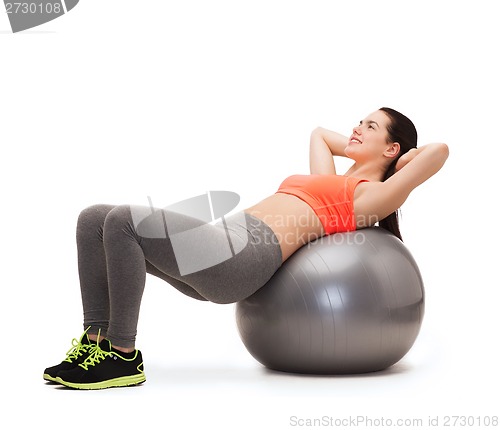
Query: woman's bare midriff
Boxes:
[{"xmin": 244, "ymin": 193, "xmax": 325, "ymax": 262}]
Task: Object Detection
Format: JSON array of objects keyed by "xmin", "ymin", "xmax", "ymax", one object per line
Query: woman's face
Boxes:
[{"xmin": 344, "ymin": 110, "xmax": 397, "ymax": 162}]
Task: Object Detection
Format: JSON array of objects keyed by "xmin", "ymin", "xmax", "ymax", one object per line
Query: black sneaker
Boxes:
[
  {"xmin": 55, "ymin": 339, "xmax": 146, "ymax": 390},
  {"xmin": 43, "ymin": 329, "xmax": 96, "ymax": 382}
]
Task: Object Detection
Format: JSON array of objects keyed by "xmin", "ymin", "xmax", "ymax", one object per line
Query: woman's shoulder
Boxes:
[{"xmin": 353, "ymin": 180, "xmax": 382, "ymax": 199}]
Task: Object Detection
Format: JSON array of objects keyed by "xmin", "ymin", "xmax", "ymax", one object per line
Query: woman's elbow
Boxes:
[
  {"xmin": 427, "ymin": 142, "xmax": 449, "ymax": 163},
  {"xmin": 431, "ymin": 143, "xmax": 450, "ymax": 172},
  {"xmin": 310, "ymin": 127, "xmax": 323, "ymax": 140},
  {"xmin": 437, "ymin": 143, "xmax": 450, "ymax": 163},
  {"xmin": 438, "ymin": 142, "xmax": 450, "ymax": 156}
]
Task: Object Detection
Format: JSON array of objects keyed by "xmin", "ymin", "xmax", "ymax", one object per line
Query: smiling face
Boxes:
[{"xmin": 344, "ymin": 110, "xmax": 400, "ymax": 164}]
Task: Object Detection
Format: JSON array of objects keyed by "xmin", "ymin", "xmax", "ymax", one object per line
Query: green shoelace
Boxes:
[
  {"xmin": 78, "ymin": 329, "xmax": 112, "ymax": 371},
  {"xmin": 63, "ymin": 327, "xmax": 93, "ymax": 364}
]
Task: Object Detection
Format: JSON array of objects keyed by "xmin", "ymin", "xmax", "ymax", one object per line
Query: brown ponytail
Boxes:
[{"xmin": 378, "ymin": 107, "xmax": 418, "ymax": 241}]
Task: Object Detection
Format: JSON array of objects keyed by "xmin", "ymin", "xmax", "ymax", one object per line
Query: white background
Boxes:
[{"xmin": 1, "ymin": 1, "xmax": 498, "ymax": 429}]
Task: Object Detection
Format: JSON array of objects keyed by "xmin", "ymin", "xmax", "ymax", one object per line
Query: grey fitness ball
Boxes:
[{"xmin": 236, "ymin": 227, "xmax": 425, "ymax": 374}]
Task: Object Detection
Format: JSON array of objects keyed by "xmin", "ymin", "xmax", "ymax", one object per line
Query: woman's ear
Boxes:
[{"xmin": 384, "ymin": 142, "xmax": 400, "ymax": 159}]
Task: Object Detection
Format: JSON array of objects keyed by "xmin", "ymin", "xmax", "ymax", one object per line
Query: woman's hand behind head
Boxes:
[{"xmin": 395, "ymin": 148, "xmax": 419, "ymax": 172}]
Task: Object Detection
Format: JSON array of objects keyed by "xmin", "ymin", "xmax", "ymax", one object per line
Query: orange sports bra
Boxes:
[{"xmin": 276, "ymin": 174, "xmax": 369, "ymax": 235}]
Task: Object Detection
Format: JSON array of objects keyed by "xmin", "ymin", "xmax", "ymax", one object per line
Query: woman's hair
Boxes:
[{"xmin": 378, "ymin": 107, "xmax": 418, "ymax": 241}]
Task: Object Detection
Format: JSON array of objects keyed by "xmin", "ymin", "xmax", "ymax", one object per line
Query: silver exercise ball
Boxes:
[{"xmin": 236, "ymin": 227, "xmax": 425, "ymax": 374}]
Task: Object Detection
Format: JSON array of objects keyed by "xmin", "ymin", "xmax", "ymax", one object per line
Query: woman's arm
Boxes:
[
  {"xmin": 392, "ymin": 143, "xmax": 449, "ymax": 189},
  {"xmin": 357, "ymin": 143, "xmax": 449, "ymax": 222},
  {"xmin": 384, "ymin": 143, "xmax": 449, "ymax": 213},
  {"xmin": 309, "ymin": 127, "xmax": 349, "ymax": 175}
]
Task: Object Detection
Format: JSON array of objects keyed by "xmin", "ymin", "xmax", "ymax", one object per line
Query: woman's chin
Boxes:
[{"xmin": 343, "ymin": 147, "xmax": 359, "ymax": 160}]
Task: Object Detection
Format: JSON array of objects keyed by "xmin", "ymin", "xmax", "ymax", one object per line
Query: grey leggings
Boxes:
[{"xmin": 77, "ymin": 204, "xmax": 282, "ymax": 348}]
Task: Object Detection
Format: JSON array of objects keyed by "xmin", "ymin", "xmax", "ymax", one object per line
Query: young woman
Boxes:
[{"xmin": 43, "ymin": 107, "xmax": 449, "ymax": 389}]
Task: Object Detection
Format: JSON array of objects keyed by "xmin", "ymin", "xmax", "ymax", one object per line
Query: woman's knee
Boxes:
[
  {"xmin": 102, "ymin": 205, "xmax": 135, "ymax": 237},
  {"xmin": 77, "ymin": 204, "xmax": 116, "ymax": 240},
  {"xmin": 78, "ymin": 204, "xmax": 115, "ymax": 224}
]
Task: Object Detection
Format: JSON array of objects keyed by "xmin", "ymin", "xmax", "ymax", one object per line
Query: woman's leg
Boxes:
[
  {"xmin": 49, "ymin": 203, "xmax": 281, "ymax": 389},
  {"xmin": 145, "ymin": 261, "xmax": 208, "ymax": 301},
  {"xmin": 76, "ymin": 204, "xmax": 116, "ymax": 338},
  {"xmin": 101, "ymin": 204, "xmax": 213, "ymax": 349},
  {"xmin": 101, "ymin": 205, "xmax": 282, "ymax": 350},
  {"xmin": 76, "ymin": 204, "xmax": 206, "ymax": 340}
]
